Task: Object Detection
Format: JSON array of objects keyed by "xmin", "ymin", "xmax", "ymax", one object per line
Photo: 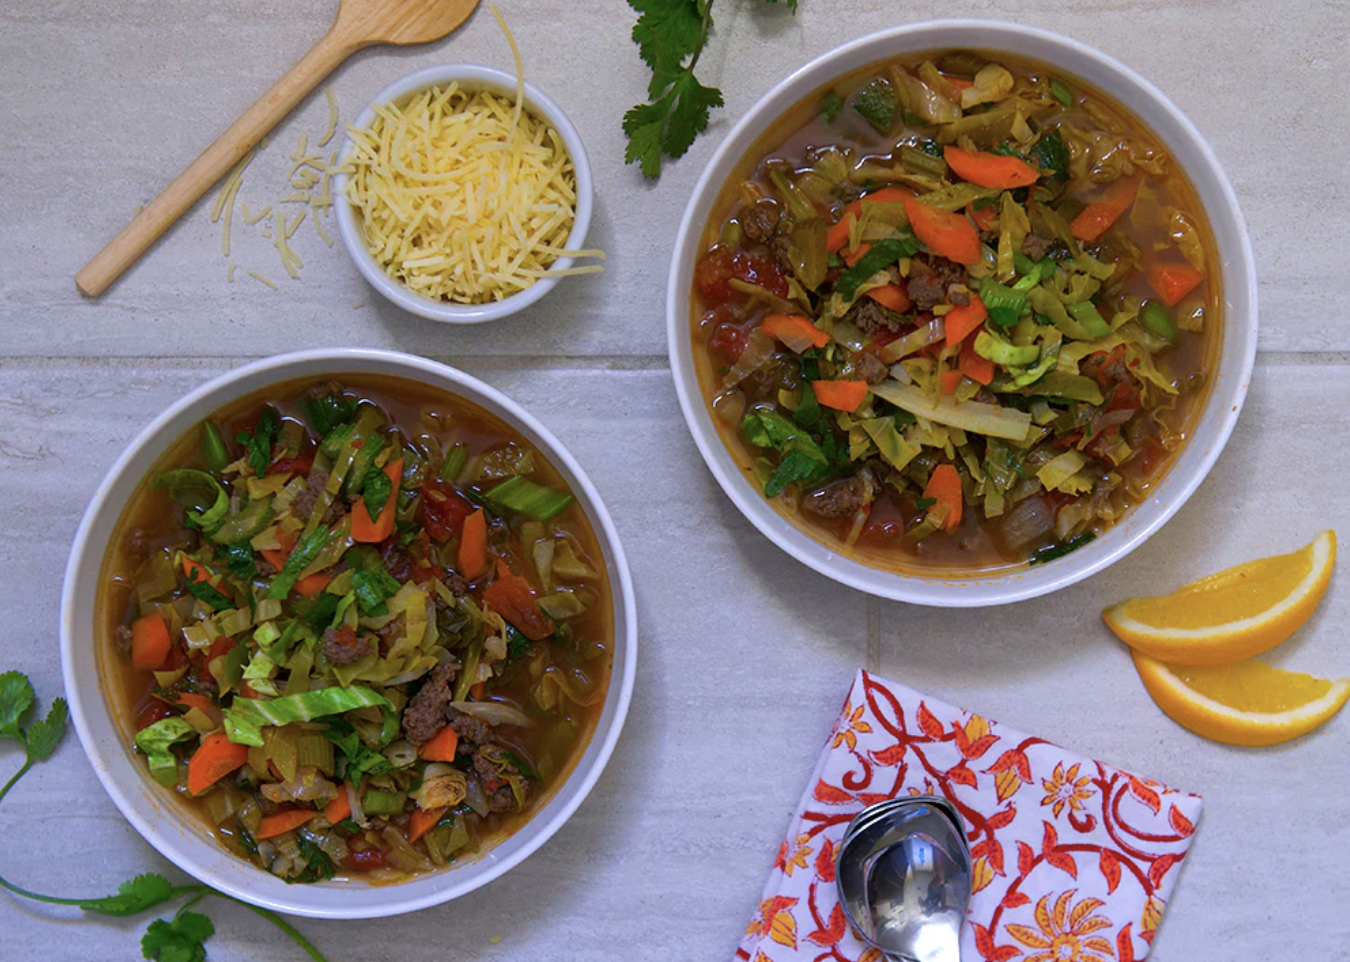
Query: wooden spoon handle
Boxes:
[{"xmin": 75, "ymin": 28, "xmax": 363, "ymax": 297}]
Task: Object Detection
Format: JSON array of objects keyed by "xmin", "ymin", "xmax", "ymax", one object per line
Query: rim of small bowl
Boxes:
[
  {"xmin": 333, "ymin": 65, "xmax": 594, "ymax": 324},
  {"xmin": 59, "ymin": 349, "xmax": 637, "ymax": 918},
  {"xmin": 666, "ymin": 19, "xmax": 1258, "ymax": 607}
]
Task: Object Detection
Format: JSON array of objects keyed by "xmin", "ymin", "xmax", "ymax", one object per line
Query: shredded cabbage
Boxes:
[
  {"xmin": 871, "ymin": 380, "xmax": 1032, "ymax": 441},
  {"xmin": 135, "ymin": 717, "xmax": 197, "ymax": 785}
]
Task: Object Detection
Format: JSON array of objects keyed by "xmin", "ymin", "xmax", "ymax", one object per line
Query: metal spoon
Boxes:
[{"xmin": 836, "ymin": 796, "xmax": 973, "ymax": 962}]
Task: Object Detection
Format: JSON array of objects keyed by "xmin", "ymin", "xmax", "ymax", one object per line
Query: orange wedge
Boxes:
[
  {"xmin": 1131, "ymin": 651, "xmax": 1350, "ymax": 747},
  {"xmin": 1102, "ymin": 531, "xmax": 1336, "ymax": 665}
]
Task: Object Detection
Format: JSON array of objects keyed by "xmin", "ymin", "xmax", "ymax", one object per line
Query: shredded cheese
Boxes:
[
  {"xmin": 342, "ymin": 7, "xmax": 602, "ymax": 304},
  {"xmin": 246, "ymin": 270, "xmax": 277, "ymax": 290},
  {"xmin": 319, "ymin": 89, "xmax": 340, "ymax": 148}
]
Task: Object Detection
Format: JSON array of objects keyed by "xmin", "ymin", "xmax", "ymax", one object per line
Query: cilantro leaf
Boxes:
[
  {"xmin": 304, "ymin": 395, "xmax": 356, "ymax": 436},
  {"xmin": 219, "ymin": 544, "xmax": 257, "ymax": 582},
  {"xmin": 267, "ymin": 527, "xmax": 333, "ymax": 600},
  {"xmin": 24, "ymin": 698, "xmax": 66, "ymax": 762},
  {"xmin": 0, "ymin": 670, "xmax": 35, "ymax": 739},
  {"xmin": 288, "ymin": 837, "xmax": 336, "ymax": 885},
  {"xmin": 624, "ymin": 0, "xmax": 798, "ymax": 178},
  {"xmin": 623, "ymin": 95, "xmax": 676, "ymax": 179},
  {"xmin": 352, "ymin": 568, "xmax": 402, "ymax": 617},
  {"xmin": 505, "ymin": 625, "xmax": 530, "ymax": 658},
  {"xmin": 665, "ymin": 71, "xmax": 723, "ymax": 158},
  {"xmin": 630, "ymin": 0, "xmax": 703, "ymax": 97},
  {"xmin": 142, "ymin": 909, "xmax": 214, "ymax": 962},
  {"xmin": 322, "ymin": 718, "xmax": 392, "ymax": 787},
  {"xmin": 77, "ymin": 873, "xmax": 179, "ymax": 917},
  {"xmin": 233, "ymin": 406, "xmax": 279, "ymax": 479},
  {"xmin": 185, "ymin": 578, "xmax": 234, "ymax": 611},
  {"xmin": 362, "ymin": 467, "xmax": 392, "ymax": 521}
]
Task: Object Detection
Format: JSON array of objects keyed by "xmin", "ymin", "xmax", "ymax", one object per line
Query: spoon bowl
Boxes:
[{"xmin": 836, "ymin": 797, "xmax": 973, "ymax": 962}]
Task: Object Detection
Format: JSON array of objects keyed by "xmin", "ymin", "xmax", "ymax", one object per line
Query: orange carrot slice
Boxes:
[
  {"xmin": 812, "ymin": 380, "xmax": 870, "ymax": 412},
  {"xmin": 943, "ymin": 146, "xmax": 1039, "ymax": 190},
  {"xmin": 903, "ymin": 196, "xmax": 982, "ymax": 266}
]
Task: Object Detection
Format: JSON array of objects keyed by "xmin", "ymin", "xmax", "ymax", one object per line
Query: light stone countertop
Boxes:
[{"xmin": 1, "ymin": 1, "xmax": 1347, "ymax": 960}]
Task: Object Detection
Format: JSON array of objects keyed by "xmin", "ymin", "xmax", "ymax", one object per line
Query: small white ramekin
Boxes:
[
  {"xmin": 60, "ymin": 349, "xmax": 636, "ymax": 918},
  {"xmin": 333, "ymin": 65, "xmax": 594, "ymax": 324},
  {"xmin": 667, "ymin": 20, "xmax": 1258, "ymax": 607}
]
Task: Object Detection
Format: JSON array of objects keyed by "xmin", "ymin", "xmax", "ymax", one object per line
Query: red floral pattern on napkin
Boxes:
[{"xmin": 736, "ymin": 671, "xmax": 1202, "ymax": 962}]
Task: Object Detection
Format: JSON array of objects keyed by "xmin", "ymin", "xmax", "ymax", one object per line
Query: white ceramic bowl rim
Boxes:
[
  {"xmin": 59, "ymin": 349, "xmax": 637, "ymax": 918},
  {"xmin": 333, "ymin": 64, "xmax": 594, "ymax": 324},
  {"xmin": 667, "ymin": 19, "xmax": 1259, "ymax": 607}
]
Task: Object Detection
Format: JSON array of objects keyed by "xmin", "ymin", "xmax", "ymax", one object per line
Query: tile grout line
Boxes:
[
  {"xmin": 0, "ymin": 350, "xmax": 1347, "ymax": 371},
  {"xmin": 865, "ymin": 596, "xmax": 881, "ymax": 673},
  {"xmin": 0, "ymin": 355, "xmax": 674, "ymax": 372}
]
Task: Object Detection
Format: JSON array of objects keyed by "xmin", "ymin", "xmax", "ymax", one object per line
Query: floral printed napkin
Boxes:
[{"xmin": 737, "ymin": 670, "xmax": 1202, "ymax": 962}]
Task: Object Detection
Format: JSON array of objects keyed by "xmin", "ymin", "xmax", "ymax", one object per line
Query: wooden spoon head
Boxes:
[{"xmin": 336, "ymin": 0, "xmax": 481, "ymax": 46}]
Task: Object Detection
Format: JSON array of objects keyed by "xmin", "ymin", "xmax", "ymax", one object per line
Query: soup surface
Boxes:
[
  {"xmin": 101, "ymin": 375, "xmax": 612, "ymax": 883},
  {"xmin": 691, "ymin": 51, "xmax": 1220, "ymax": 572}
]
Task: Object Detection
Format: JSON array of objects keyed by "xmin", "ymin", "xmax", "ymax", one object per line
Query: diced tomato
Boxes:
[
  {"xmin": 156, "ymin": 640, "xmax": 189, "ymax": 672},
  {"xmin": 136, "ymin": 698, "xmax": 175, "ymax": 731},
  {"xmin": 708, "ymin": 322, "xmax": 748, "ymax": 361},
  {"xmin": 206, "ymin": 637, "xmax": 236, "ymax": 663},
  {"xmin": 341, "ymin": 847, "xmax": 388, "ymax": 872},
  {"xmin": 1139, "ymin": 440, "xmax": 1168, "ymax": 476},
  {"xmin": 731, "ymin": 251, "xmax": 788, "ymax": 298},
  {"xmin": 267, "ymin": 455, "xmax": 312, "ymax": 480},
  {"xmin": 1052, "ymin": 430, "xmax": 1084, "ymax": 450},
  {"xmin": 1104, "ymin": 382, "xmax": 1139, "ymax": 413},
  {"xmin": 694, "ymin": 249, "xmax": 737, "ymax": 303},
  {"xmin": 868, "ymin": 327, "xmax": 905, "ymax": 349},
  {"xmin": 418, "ymin": 478, "xmax": 474, "ymax": 543},
  {"xmin": 1081, "ymin": 345, "xmax": 1128, "ymax": 390},
  {"xmin": 483, "ymin": 561, "xmax": 553, "ymax": 641},
  {"xmin": 697, "ymin": 248, "xmax": 790, "ymax": 304},
  {"xmin": 860, "ymin": 500, "xmax": 906, "ymax": 545}
]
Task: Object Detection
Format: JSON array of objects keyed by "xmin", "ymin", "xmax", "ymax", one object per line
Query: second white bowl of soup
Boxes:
[{"xmin": 667, "ymin": 20, "xmax": 1257, "ymax": 606}]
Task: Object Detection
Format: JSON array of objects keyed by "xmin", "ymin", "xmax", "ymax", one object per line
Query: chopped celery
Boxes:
[
  {"xmin": 978, "ymin": 279, "xmax": 1028, "ymax": 330},
  {"xmin": 485, "ymin": 476, "xmax": 574, "ymax": 521},
  {"xmin": 1068, "ymin": 301, "xmax": 1112, "ymax": 339},
  {"xmin": 199, "ymin": 420, "xmax": 232, "ymax": 472},
  {"xmin": 1050, "ymin": 78, "xmax": 1074, "ymax": 107},
  {"xmin": 440, "ymin": 443, "xmax": 468, "ymax": 482},
  {"xmin": 362, "ymin": 789, "xmax": 406, "ymax": 816},
  {"xmin": 974, "ymin": 331, "xmax": 1040, "ymax": 367},
  {"xmin": 1141, "ymin": 301, "xmax": 1178, "ymax": 343},
  {"xmin": 209, "ymin": 498, "xmax": 275, "ymax": 545},
  {"xmin": 900, "ymin": 145, "xmax": 947, "ymax": 177}
]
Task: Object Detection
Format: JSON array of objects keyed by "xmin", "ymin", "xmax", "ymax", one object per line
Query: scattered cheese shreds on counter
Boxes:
[
  {"xmin": 319, "ymin": 88, "xmax": 340, "ymax": 148},
  {"xmin": 246, "ymin": 270, "xmax": 277, "ymax": 290},
  {"xmin": 226, "ymin": 264, "xmax": 236, "ymax": 283},
  {"xmin": 341, "ymin": 8, "xmax": 602, "ymax": 305}
]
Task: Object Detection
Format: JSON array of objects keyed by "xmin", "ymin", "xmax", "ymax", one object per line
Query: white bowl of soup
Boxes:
[
  {"xmin": 667, "ymin": 20, "xmax": 1257, "ymax": 606},
  {"xmin": 60, "ymin": 349, "xmax": 637, "ymax": 918}
]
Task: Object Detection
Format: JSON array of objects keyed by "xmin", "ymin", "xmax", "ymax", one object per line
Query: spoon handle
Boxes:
[{"xmin": 74, "ymin": 26, "xmax": 363, "ymax": 297}]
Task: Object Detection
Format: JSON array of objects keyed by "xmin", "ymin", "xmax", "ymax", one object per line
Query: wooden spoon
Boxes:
[{"xmin": 75, "ymin": 0, "xmax": 481, "ymax": 297}]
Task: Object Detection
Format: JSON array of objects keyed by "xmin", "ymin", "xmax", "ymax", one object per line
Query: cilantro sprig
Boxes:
[
  {"xmin": 624, "ymin": 0, "xmax": 799, "ymax": 178},
  {"xmin": 0, "ymin": 669, "xmax": 331, "ymax": 961}
]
